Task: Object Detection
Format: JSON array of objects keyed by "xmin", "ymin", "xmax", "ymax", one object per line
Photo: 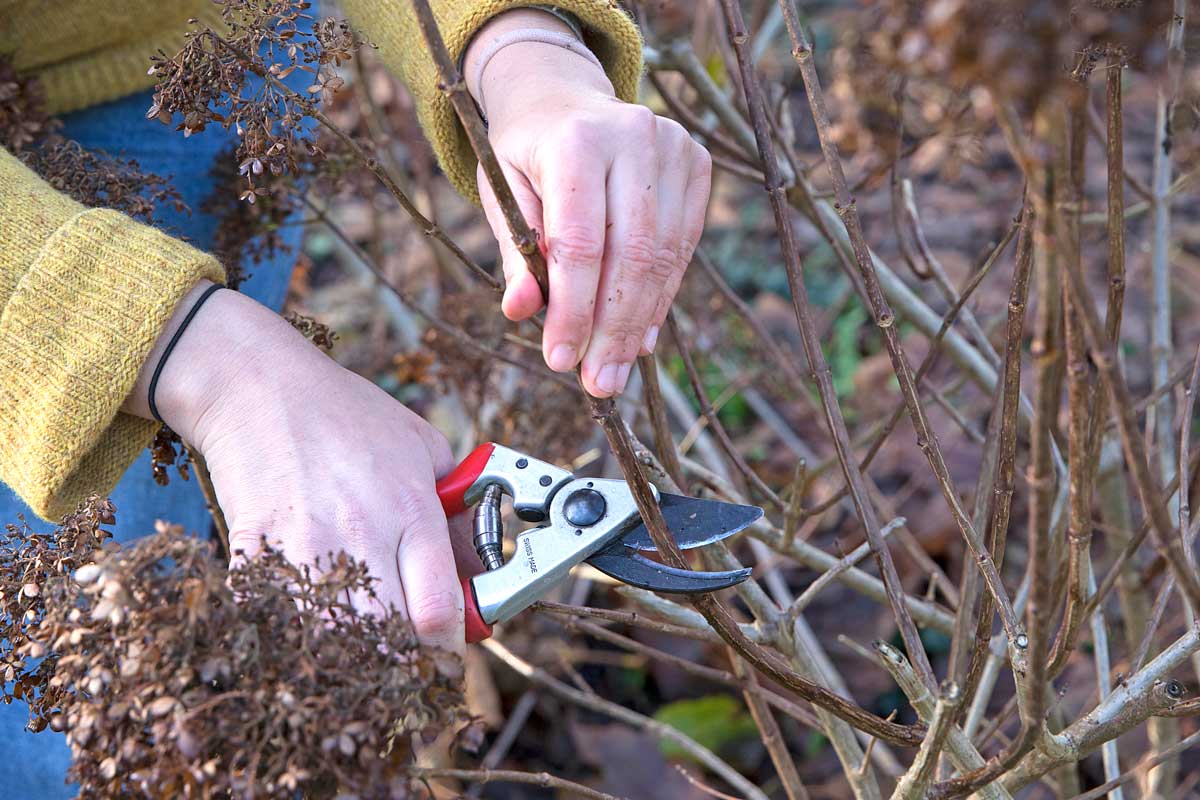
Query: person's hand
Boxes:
[
  {"xmin": 125, "ymin": 283, "xmax": 470, "ymax": 654},
  {"xmin": 465, "ymin": 10, "xmax": 712, "ymax": 398}
]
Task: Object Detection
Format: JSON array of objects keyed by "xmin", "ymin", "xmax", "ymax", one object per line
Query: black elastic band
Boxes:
[{"xmin": 148, "ymin": 283, "xmax": 224, "ymax": 424}]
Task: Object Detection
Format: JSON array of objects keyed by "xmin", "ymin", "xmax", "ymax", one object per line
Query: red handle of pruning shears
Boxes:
[
  {"xmin": 435, "ymin": 443, "xmax": 497, "ymax": 644},
  {"xmin": 461, "ymin": 577, "xmax": 493, "ymax": 644},
  {"xmin": 435, "ymin": 442, "xmax": 495, "ymax": 516}
]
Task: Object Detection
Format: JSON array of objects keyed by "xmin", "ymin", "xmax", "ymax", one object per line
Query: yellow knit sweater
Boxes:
[{"xmin": 0, "ymin": 0, "xmax": 642, "ymax": 520}]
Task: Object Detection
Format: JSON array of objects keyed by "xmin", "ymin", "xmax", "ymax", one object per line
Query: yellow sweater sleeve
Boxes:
[
  {"xmin": 339, "ymin": 0, "xmax": 644, "ymax": 203},
  {"xmin": 0, "ymin": 149, "xmax": 225, "ymax": 520}
]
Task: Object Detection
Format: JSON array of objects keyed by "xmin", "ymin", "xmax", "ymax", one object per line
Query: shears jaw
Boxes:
[
  {"xmin": 617, "ymin": 493, "xmax": 764, "ymax": 552},
  {"xmin": 586, "ymin": 548, "xmax": 752, "ymax": 593}
]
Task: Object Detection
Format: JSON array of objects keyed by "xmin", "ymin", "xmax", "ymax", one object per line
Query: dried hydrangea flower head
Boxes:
[
  {"xmin": 147, "ymin": 0, "xmax": 367, "ymax": 203},
  {"xmin": 2, "ymin": 498, "xmax": 468, "ymax": 798}
]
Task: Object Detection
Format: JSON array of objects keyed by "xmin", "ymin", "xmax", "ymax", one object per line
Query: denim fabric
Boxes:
[{"xmin": 0, "ymin": 85, "xmax": 304, "ymax": 796}]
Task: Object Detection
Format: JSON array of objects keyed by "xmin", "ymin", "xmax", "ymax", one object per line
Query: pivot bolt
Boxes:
[{"xmin": 563, "ymin": 489, "xmax": 606, "ymax": 528}]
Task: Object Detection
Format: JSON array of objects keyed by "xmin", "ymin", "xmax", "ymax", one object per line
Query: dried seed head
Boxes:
[{"xmin": 1, "ymin": 494, "xmax": 468, "ymax": 797}]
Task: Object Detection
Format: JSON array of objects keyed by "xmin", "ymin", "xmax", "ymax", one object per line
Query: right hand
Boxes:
[{"xmin": 125, "ymin": 282, "xmax": 471, "ymax": 654}]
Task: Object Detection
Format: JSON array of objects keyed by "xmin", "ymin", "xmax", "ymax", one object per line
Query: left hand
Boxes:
[{"xmin": 466, "ymin": 10, "xmax": 712, "ymax": 398}]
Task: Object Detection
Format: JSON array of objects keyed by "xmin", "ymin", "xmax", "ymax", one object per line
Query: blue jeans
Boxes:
[{"xmin": 0, "ymin": 89, "xmax": 303, "ymax": 797}]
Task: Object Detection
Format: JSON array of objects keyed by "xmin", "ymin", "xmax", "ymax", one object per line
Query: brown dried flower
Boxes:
[
  {"xmin": 1, "ymin": 498, "xmax": 468, "ymax": 798},
  {"xmin": 1, "ymin": 56, "xmax": 183, "ymax": 225},
  {"xmin": 284, "ymin": 310, "xmax": 338, "ymax": 351},
  {"xmin": 148, "ymin": 0, "xmax": 367, "ymax": 203},
  {"xmin": 202, "ymin": 144, "xmax": 301, "ymax": 288},
  {"xmin": 20, "ymin": 138, "xmax": 188, "ymax": 225},
  {"xmin": 0, "ymin": 55, "xmax": 56, "ymax": 152},
  {"xmin": 149, "ymin": 427, "xmax": 193, "ymax": 486}
]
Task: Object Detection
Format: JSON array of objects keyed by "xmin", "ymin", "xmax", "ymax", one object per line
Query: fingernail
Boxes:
[
  {"xmin": 548, "ymin": 343, "xmax": 577, "ymax": 372},
  {"xmin": 596, "ymin": 363, "xmax": 621, "ymax": 394},
  {"xmin": 615, "ymin": 362, "xmax": 633, "ymax": 394},
  {"xmin": 642, "ymin": 325, "xmax": 660, "ymax": 353}
]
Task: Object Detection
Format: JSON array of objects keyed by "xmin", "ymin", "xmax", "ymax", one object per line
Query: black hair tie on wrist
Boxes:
[{"xmin": 148, "ymin": 283, "xmax": 224, "ymax": 424}]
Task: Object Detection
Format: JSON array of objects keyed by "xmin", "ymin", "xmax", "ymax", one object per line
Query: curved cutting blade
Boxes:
[
  {"xmin": 586, "ymin": 547, "xmax": 752, "ymax": 593},
  {"xmin": 618, "ymin": 493, "xmax": 763, "ymax": 552}
]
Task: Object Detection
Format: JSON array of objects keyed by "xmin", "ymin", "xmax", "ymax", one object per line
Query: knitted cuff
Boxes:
[{"xmin": 0, "ymin": 208, "xmax": 225, "ymax": 519}]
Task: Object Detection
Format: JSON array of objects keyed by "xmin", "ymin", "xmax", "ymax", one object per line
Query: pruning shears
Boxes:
[{"xmin": 435, "ymin": 443, "xmax": 762, "ymax": 643}]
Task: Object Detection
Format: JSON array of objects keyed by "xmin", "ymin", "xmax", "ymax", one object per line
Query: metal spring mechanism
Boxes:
[{"xmin": 473, "ymin": 484, "xmax": 505, "ymax": 571}]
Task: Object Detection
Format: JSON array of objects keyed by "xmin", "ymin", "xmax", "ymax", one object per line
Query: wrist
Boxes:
[
  {"xmin": 483, "ymin": 44, "xmax": 614, "ymax": 131},
  {"xmin": 128, "ymin": 283, "xmax": 328, "ymax": 452},
  {"xmin": 464, "ymin": 8, "xmax": 611, "ymax": 120}
]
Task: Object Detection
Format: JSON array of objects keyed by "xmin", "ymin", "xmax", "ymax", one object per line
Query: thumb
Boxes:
[
  {"xmin": 395, "ymin": 491, "xmax": 466, "ymax": 656},
  {"xmin": 478, "ymin": 160, "xmax": 546, "ymax": 320}
]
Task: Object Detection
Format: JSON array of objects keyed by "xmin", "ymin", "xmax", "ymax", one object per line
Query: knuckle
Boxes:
[
  {"xmin": 677, "ymin": 234, "xmax": 699, "ymax": 265},
  {"xmin": 409, "ymin": 590, "xmax": 462, "ymax": 637},
  {"xmin": 558, "ymin": 118, "xmax": 597, "ymax": 151},
  {"xmin": 598, "ymin": 320, "xmax": 644, "ymax": 354},
  {"xmin": 622, "ymin": 104, "xmax": 657, "ymax": 136},
  {"xmin": 333, "ymin": 506, "xmax": 377, "ymax": 552},
  {"xmin": 423, "ymin": 428, "xmax": 453, "ymax": 473},
  {"xmin": 228, "ymin": 530, "xmax": 264, "ymax": 559},
  {"xmin": 650, "ymin": 248, "xmax": 680, "ymax": 282},
  {"xmin": 550, "ymin": 227, "xmax": 605, "ymax": 267},
  {"xmin": 617, "ymin": 234, "xmax": 679, "ymax": 288},
  {"xmin": 658, "ymin": 117, "xmax": 690, "ymax": 146},
  {"xmin": 619, "ymin": 231, "xmax": 660, "ymax": 269},
  {"xmin": 392, "ymin": 485, "xmax": 433, "ymax": 522}
]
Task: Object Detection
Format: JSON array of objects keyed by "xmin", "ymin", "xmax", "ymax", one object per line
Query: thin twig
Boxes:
[
  {"xmin": 466, "ymin": 689, "xmax": 539, "ymax": 798},
  {"xmin": 786, "ymin": 518, "xmax": 905, "ymax": 617},
  {"xmin": 639, "ymin": 354, "xmax": 687, "ymax": 492},
  {"xmin": 729, "ymin": 651, "xmax": 811, "ymax": 800},
  {"xmin": 302, "ymin": 197, "xmax": 572, "ymax": 388},
  {"xmin": 719, "ymin": 0, "xmax": 938, "ymax": 696},
  {"xmin": 186, "ymin": 446, "xmax": 229, "ymax": 555},
  {"xmin": 562, "ymin": 616, "xmax": 821, "ymax": 730},
  {"xmin": 875, "ymin": 643, "xmax": 1012, "ymax": 800},
  {"xmin": 534, "ymin": 601, "xmax": 727, "ymax": 645},
  {"xmin": 890, "ymin": 682, "xmax": 961, "ymax": 800},
  {"xmin": 1047, "ymin": 81, "xmax": 1095, "ymax": 677},
  {"xmin": 408, "ymin": 767, "xmax": 624, "ymax": 800}
]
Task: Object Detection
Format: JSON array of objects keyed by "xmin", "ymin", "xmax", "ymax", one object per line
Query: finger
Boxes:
[
  {"xmin": 478, "ymin": 160, "xmax": 545, "ymax": 321},
  {"xmin": 351, "ymin": 553, "xmax": 409, "ymax": 623},
  {"xmin": 539, "ymin": 141, "xmax": 609, "ymax": 372},
  {"xmin": 394, "ymin": 488, "xmax": 465, "ymax": 656},
  {"xmin": 309, "ymin": 506, "xmax": 408, "ymax": 621},
  {"xmin": 647, "ymin": 137, "xmax": 712, "ymax": 337},
  {"xmin": 580, "ymin": 108, "xmax": 664, "ymax": 397},
  {"xmin": 227, "ymin": 528, "xmax": 281, "ymax": 568},
  {"xmin": 638, "ymin": 122, "xmax": 699, "ymax": 356}
]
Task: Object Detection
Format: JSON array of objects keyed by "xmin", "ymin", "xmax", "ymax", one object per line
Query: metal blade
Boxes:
[
  {"xmin": 586, "ymin": 547, "xmax": 751, "ymax": 593},
  {"xmin": 617, "ymin": 493, "xmax": 763, "ymax": 552}
]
